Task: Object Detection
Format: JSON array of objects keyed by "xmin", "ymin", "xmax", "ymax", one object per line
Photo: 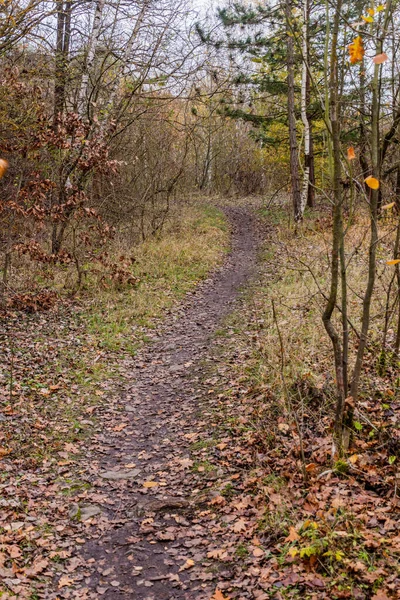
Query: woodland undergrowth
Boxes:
[{"xmin": 197, "ymin": 204, "xmax": 399, "ymax": 600}]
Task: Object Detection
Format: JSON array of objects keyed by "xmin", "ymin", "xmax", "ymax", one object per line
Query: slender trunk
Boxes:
[
  {"xmin": 307, "ymin": 115, "xmax": 315, "ymax": 208},
  {"xmin": 99, "ymin": 0, "xmax": 149, "ymax": 135},
  {"xmin": 54, "ymin": 0, "xmax": 66, "ymax": 120},
  {"xmin": 394, "ymin": 208, "xmax": 400, "ymax": 356},
  {"xmin": 340, "ymin": 223, "xmax": 348, "ymax": 396},
  {"xmin": 350, "ymin": 1, "xmax": 392, "ymax": 406},
  {"xmin": 359, "ymin": 63, "xmax": 370, "ymax": 189},
  {"xmin": 322, "ymin": 0, "xmax": 345, "ymax": 453},
  {"xmin": 301, "ymin": 0, "xmax": 313, "ymax": 211},
  {"xmin": 285, "ymin": 0, "xmax": 302, "ymax": 222},
  {"xmin": 77, "ymin": 0, "xmax": 105, "ymax": 117}
]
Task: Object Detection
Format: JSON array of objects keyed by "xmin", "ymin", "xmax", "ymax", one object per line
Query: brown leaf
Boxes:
[
  {"xmin": 285, "ymin": 526, "xmax": 300, "ymax": 542},
  {"xmin": 232, "ymin": 518, "xmax": 247, "ymax": 533},
  {"xmin": 211, "ymin": 589, "xmax": 230, "ymax": 600},
  {"xmin": 58, "ymin": 575, "xmax": 74, "ymax": 588}
]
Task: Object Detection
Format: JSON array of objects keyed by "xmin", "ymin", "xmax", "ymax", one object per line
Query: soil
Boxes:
[{"xmin": 49, "ymin": 204, "xmax": 262, "ymax": 599}]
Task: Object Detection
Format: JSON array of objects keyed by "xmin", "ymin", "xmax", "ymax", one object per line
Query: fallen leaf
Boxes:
[
  {"xmin": 8, "ymin": 546, "xmax": 22, "ymax": 558},
  {"xmin": 58, "ymin": 575, "xmax": 73, "ymax": 588},
  {"xmin": 207, "ymin": 548, "xmax": 228, "ymax": 559},
  {"xmin": 143, "ymin": 481, "xmax": 158, "ymax": 488},
  {"xmin": 371, "ymin": 592, "xmax": 390, "ymax": 600},
  {"xmin": 211, "ymin": 589, "xmax": 230, "ymax": 600},
  {"xmin": 232, "ymin": 518, "xmax": 247, "ymax": 533},
  {"xmin": 386, "ymin": 259, "xmax": 400, "ymax": 265},
  {"xmin": 113, "ymin": 423, "xmax": 127, "ymax": 432},
  {"xmin": 179, "ymin": 558, "xmax": 195, "ymax": 571},
  {"xmin": 285, "ymin": 526, "xmax": 300, "ymax": 542}
]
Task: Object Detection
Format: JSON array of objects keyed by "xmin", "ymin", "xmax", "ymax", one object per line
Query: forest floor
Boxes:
[{"xmin": 0, "ymin": 200, "xmax": 399, "ymax": 600}]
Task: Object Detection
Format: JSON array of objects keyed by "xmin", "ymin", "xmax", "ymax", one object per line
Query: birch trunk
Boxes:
[
  {"xmin": 77, "ymin": 0, "xmax": 105, "ymax": 117},
  {"xmin": 98, "ymin": 0, "xmax": 150, "ymax": 135},
  {"xmin": 300, "ymin": 0, "xmax": 311, "ymax": 215},
  {"xmin": 285, "ymin": 0, "xmax": 302, "ymax": 222}
]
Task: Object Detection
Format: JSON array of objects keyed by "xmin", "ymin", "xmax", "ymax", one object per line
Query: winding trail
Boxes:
[{"xmin": 64, "ymin": 205, "xmax": 260, "ymax": 600}]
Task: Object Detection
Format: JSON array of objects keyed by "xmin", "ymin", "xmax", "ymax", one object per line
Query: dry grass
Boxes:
[
  {"xmin": 83, "ymin": 202, "xmax": 229, "ymax": 353},
  {"xmin": 237, "ymin": 202, "xmax": 400, "ymax": 400},
  {"xmin": 0, "ymin": 202, "xmax": 230, "ymax": 463}
]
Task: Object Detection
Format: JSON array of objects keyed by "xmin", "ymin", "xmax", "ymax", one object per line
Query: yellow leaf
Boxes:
[
  {"xmin": 382, "ymin": 202, "xmax": 395, "ymax": 210},
  {"xmin": 179, "ymin": 558, "xmax": 195, "ymax": 571},
  {"xmin": 349, "ymin": 454, "xmax": 359, "ymax": 464},
  {"xmin": 288, "ymin": 547, "xmax": 299, "ymax": 557},
  {"xmin": 347, "ymin": 146, "xmax": 356, "ymax": 161},
  {"xmin": 362, "ymin": 15, "xmax": 374, "ymax": 22},
  {"xmin": 364, "ymin": 176, "xmax": 380, "ymax": 190},
  {"xmin": 143, "ymin": 481, "xmax": 158, "ymax": 488},
  {"xmin": 377, "ymin": 4, "xmax": 386, "ymax": 11},
  {"xmin": 348, "ymin": 37, "xmax": 365, "ymax": 64},
  {"xmin": 386, "ymin": 259, "xmax": 400, "ymax": 265},
  {"xmin": 373, "ymin": 52, "xmax": 388, "ymax": 64},
  {"xmin": 0, "ymin": 158, "xmax": 9, "ymax": 180}
]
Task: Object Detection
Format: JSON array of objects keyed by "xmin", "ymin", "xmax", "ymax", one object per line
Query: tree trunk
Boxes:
[
  {"xmin": 285, "ymin": 0, "xmax": 302, "ymax": 222},
  {"xmin": 54, "ymin": 0, "xmax": 72, "ymax": 121},
  {"xmin": 77, "ymin": 0, "xmax": 105, "ymax": 117},
  {"xmin": 322, "ymin": 0, "xmax": 346, "ymax": 454},
  {"xmin": 350, "ymin": 1, "xmax": 393, "ymax": 406},
  {"xmin": 301, "ymin": 0, "xmax": 314, "ymax": 210}
]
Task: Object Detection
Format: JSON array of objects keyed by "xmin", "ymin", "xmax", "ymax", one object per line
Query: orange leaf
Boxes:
[
  {"xmin": 386, "ymin": 259, "xmax": 400, "ymax": 265},
  {"xmin": 348, "ymin": 36, "xmax": 365, "ymax": 64},
  {"xmin": 373, "ymin": 52, "xmax": 388, "ymax": 64},
  {"xmin": 0, "ymin": 159, "xmax": 9, "ymax": 180},
  {"xmin": 143, "ymin": 481, "xmax": 158, "ymax": 488},
  {"xmin": 285, "ymin": 526, "xmax": 300, "ymax": 542},
  {"xmin": 362, "ymin": 15, "xmax": 374, "ymax": 22},
  {"xmin": 347, "ymin": 146, "xmax": 356, "ymax": 161},
  {"xmin": 364, "ymin": 176, "xmax": 379, "ymax": 190},
  {"xmin": 367, "ymin": 7, "xmax": 375, "ymax": 15},
  {"xmin": 211, "ymin": 589, "xmax": 230, "ymax": 600}
]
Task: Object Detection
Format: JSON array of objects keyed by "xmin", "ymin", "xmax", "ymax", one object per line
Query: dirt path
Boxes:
[{"xmin": 55, "ymin": 205, "xmax": 261, "ymax": 600}]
